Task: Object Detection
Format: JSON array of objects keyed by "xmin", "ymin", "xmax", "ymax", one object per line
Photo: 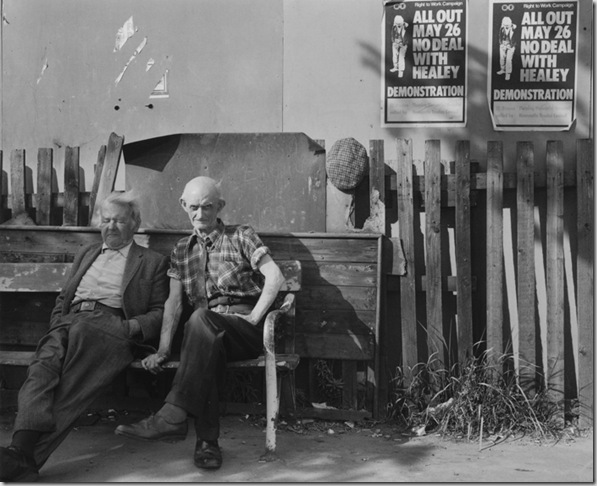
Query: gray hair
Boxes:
[{"xmin": 99, "ymin": 191, "xmax": 142, "ymax": 227}]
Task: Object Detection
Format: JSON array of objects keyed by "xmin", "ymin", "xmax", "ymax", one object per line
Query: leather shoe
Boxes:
[
  {"xmin": 0, "ymin": 445, "xmax": 39, "ymax": 482},
  {"xmin": 194, "ymin": 440, "xmax": 222, "ymax": 470},
  {"xmin": 115, "ymin": 414, "xmax": 187, "ymax": 442}
]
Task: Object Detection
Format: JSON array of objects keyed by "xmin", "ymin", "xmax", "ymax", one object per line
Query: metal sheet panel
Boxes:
[{"xmin": 124, "ymin": 133, "xmax": 326, "ymax": 232}]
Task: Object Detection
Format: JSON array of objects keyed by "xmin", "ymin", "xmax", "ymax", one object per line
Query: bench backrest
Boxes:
[{"xmin": 0, "ymin": 259, "xmax": 301, "ymax": 352}]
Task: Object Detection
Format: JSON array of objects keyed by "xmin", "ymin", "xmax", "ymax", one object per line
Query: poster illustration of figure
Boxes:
[
  {"xmin": 497, "ymin": 16, "xmax": 517, "ymax": 80},
  {"xmin": 390, "ymin": 15, "xmax": 409, "ymax": 78},
  {"xmin": 382, "ymin": 0, "xmax": 468, "ymax": 127},
  {"xmin": 488, "ymin": 0, "xmax": 578, "ymax": 131}
]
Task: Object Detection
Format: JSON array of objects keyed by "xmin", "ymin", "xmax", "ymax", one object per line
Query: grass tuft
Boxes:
[{"xmin": 388, "ymin": 351, "xmax": 565, "ymax": 441}]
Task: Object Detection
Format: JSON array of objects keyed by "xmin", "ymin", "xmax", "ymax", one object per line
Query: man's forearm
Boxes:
[{"xmin": 157, "ymin": 299, "xmax": 183, "ymax": 357}]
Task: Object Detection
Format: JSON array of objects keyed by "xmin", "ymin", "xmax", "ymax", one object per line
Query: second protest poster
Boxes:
[{"xmin": 488, "ymin": 0, "xmax": 578, "ymax": 131}]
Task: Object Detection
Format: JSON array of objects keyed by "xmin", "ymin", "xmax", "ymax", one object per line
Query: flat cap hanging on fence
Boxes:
[{"xmin": 326, "ymin": 138, "xmax": 369, "ymax": 191}]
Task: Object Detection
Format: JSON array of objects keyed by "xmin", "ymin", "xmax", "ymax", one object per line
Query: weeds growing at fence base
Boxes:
[{"xmin": 388, "ymin": 353, "xmax": 569, "ymax": 442}]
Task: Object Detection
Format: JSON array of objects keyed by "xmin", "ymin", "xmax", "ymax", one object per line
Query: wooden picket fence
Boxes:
[
  {"xmin": 360, "ymin": 138, "xmax": 594, "ymax": 426},
  {"xmin": 0, "ymin": 133, "xmax": 124, "ymax": 226},
  {"xmin": 0, "ymin": 136, "xmax": 593, "ymax": 425}
]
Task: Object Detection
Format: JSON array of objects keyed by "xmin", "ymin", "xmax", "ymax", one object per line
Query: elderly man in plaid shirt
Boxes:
[{"xmin": 115, "ymin": 176, "xmax": 285, "ymax": 470}]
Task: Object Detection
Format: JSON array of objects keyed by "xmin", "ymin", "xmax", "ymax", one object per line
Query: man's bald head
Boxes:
[
  {"xmin": 180, "ymin": 177, "xmax": 226, "ymax": 235},
  {"xmin": 181, "ymin": 177, "xmax": 222, "ymax": 203}
]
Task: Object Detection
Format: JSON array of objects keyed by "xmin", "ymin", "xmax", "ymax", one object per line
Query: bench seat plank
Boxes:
[{"xmin": 0, "ymin": 350, "xmax": 300, "ymax": 371}]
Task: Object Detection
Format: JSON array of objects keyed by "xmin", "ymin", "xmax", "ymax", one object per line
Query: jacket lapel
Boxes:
[{"xmin": 121, "ymin": 242, "xmax": 143, "ymax": 293}]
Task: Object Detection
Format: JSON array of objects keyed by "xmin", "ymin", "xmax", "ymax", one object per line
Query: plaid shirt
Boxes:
[{"xmin": 167, "ymin": 220, "xmax": 270, "ymax": 307}]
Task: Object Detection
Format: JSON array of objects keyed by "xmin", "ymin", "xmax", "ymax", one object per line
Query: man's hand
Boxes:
[{"xmin": 142, "ymin": 352, "xmax": 169, "ymax": 374}]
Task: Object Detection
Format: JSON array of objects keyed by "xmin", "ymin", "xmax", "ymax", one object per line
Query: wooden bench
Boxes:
[{"xmin": 0, "ymin": 258, "xmax": 301, "ymax": 455}]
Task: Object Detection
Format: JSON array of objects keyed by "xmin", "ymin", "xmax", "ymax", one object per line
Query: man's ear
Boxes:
[
  {"xmin": 218, "ymin": 199, "xmax": 226, "ymax": 212},
  {"xmin": 180, "ymin": 198, "xmax": 187, "ymax": 210}
]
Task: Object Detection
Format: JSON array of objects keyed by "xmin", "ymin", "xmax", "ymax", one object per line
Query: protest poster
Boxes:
[
  {"xmin": 488, "ymin": 0, "xmax": 578, "ymax": 131},
  {"xmin": 382, "ymin": 0, "xmax": 468, "ymax": 127}
]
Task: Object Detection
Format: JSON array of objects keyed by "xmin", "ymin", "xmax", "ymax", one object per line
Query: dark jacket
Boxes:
[{"xmin": 50, "ymin": 241, "xmax": 169, "ymax": 343}]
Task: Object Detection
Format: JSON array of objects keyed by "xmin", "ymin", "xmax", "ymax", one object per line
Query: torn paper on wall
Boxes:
[
  {"xmin": 114, "ymin": 16, "xmax": 137, "ymax": 52},
  {"xmin": 115, "ymin": 37, "xmax": 147, "ymax": 85}
]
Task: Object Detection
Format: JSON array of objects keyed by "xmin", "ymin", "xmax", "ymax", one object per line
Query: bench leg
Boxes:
[{"xmin": 261, "ymin": 349, "xmax": 279, "ymax": 460}]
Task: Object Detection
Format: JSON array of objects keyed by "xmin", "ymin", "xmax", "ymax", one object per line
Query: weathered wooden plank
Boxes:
[
  {"xmin": 0, "ymin": 228, "xmax": 101, "ymax": 255},
  {"xmin": 10, "ymin": 149, "xmax": 27, "ymax": 217},
  {"xmin": 367, "ymin": 140, "xmax": 385, "ymax": 233},
  {"xmin": 295, "ymin": 333, "xmax": 375, "ymax": 360},
  {"xmin": 91, "ymin": 132, "xmax": 124, "ymax": 226},
  {"xmin": 89, "ymin": 144, "xmax": 107, "ymax": 224},
  {"xmin": 0, "ymin": 263, "xmax": 71, "ymax": 291},
  {"xmin": 389, "ymin": 169, "xmax": 577, "ymax": 192},
  {"xmin": 425, "ymin": 140, "xmax": 444, "ymax": 366},
  {"xmin": 63, "ymin": 146, "xmax": 80, "ymax": 226},
  {"xmin": 516, "ymin": 142, "xmax": 536, "ymax": 390},
  {"xmin": 0, "ymin": 310, "xmax": 377, "ymax": 345},
  {"xmin": 486, "ymin": 142, "xmax": 504, "ymax": 370},
  {"xmin": 0, "ymin": 260, "xmax": 299, "ymax": 293},
  {"xmin": 36, "ymin": 148, "xmax": 53, "ymax": 225},
  {"xmin": 0, "ymin": 320, "xmax": 49, "ymax": 346},
  {"xmin": 576, "ymin": 139, "xmax": 594, "ymax": 427},
  {"xmin": 386, "ymin": 275, "xmax": 477, "ymax": 292},
  {"xmin": 301, "ymin": 261, "xmax": 377, "ymax": 287},
  {"xmin": 546, "ymin": 140, "xmax": 565, "ymax": 410},
  {"xmin": 266, "ymin": 236, "xmax": 380, "ymax": 263},
  {"xmin": 393, "ymin": 139, "xmax": 417, "ymax": 379},
  {"xmin": 455, "ymin": 141, "xmax": 473, "ymax": 363},
  {"xmin": 0, "ymin": 350, "xmax": 300, "ymax": 371},
  {"xmin": 297, "ymin": 286, "xmax": 377, "ymax": 311},
  {"xmin": 0, "ymin": 228, "xmax": 380, "ymax": 261},
  {"xmin": 297, "ymin": 310, "xmax": 376, "ymax": 333}
]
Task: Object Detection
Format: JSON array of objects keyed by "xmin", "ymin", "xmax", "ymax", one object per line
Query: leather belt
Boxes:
[
  {"xmin": 70, "ymin": 300, "xmax": 124, "ymax": 317},
  {"xmin": 208, "ymin": 296, "xmax": 257, "ymax": 309}
]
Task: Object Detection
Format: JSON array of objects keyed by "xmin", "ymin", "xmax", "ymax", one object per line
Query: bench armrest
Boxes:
[{"xmin": 263, "ymin": 293, "xmax": 295, "ymax": 356}]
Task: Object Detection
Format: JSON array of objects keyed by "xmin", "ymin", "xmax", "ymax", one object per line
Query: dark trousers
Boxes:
[
  {"xmin": 165, "ymin": 306, "xmax": 263, "ymax": 441},
  {"xmin": 14, "ymin": 311, "xmax": 134, "ymax": 468}
]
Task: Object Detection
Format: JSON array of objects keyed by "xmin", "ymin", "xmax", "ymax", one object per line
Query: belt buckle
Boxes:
[
  {"xmin": 212, "ymin": 304, "xmax": 229, "ymax": 314},
  {"xmin": 80, "ymin": 301, "xmax": 96, "ymax": 312}
]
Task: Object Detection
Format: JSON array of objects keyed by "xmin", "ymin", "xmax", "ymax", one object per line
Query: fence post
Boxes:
[
  {"xmin": 424, "ymin": 140, "xmax": 444, "ymax": 368},
  {"xmin": 89, "ymin": 144, "xmax": 107, "ymax": 222},
  {"xmin": 516, "ymin": 142, "xmax": 536, "ymax": 392},
  {"xmin": 37, "ymin": 148, "xmax": 53, "ymax": 225},
  {"xmin": 368, "ymin": 140, "xmax": 385, "ymax": 233},
  {"xmin": 546, "ymin": 140, "xmax": 565, "ymax": 418},
  {"xmin": 90, "ymin": 132, "xmax": 124, "ymax": 226},
  {"xmin": 577, "ymin": 138, "xmax": 594, "ymax": 428},
  {"xmin": 486, "ymin": 142, "xmax": 504, "ymax": 373},
  {"xmin": 392, "ymin": 139, "xmax": 417, "ymax": 381},
  {"xmin": 455, "ymin": 141, "xmax": 473, "ymax": 364},
  {"xmin": 63, "ymin": 146, "xmax": 80, "ymax": 226},
  {"xmin": 10, "ymin": 149, "xmax": 27, "ymax": 219}
]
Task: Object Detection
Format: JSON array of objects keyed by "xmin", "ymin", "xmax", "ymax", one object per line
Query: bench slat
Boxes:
[
  {"xmin": 0, "ymin": 263, "xmax": 70, "ymax": 292},
  {"xmin": 0, "ymin": 350, "xmax": 300, "ymax": 371},
  {"xmin": 0, "ymin": 260, "xmax": 300, "ymax": 293}
]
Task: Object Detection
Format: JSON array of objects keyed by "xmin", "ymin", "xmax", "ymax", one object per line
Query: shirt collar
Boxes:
[
  {"xmin": 192, "ymin": 219, "xmax": 225, "ymax": 247},
  {"xmin": 102, "ymin": 241, "xmax": 133, "ymax": 257}
]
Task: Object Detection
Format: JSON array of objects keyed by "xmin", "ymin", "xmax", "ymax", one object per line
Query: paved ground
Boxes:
[{"xmin": 0, "ymin": 407, "xmax": 593, "ymax": 483}]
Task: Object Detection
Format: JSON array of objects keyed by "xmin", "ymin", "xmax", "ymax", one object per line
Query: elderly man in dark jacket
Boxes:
[{"xmin": 0, "ymin": 191, "xmax": 169, "ymax": 482}]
